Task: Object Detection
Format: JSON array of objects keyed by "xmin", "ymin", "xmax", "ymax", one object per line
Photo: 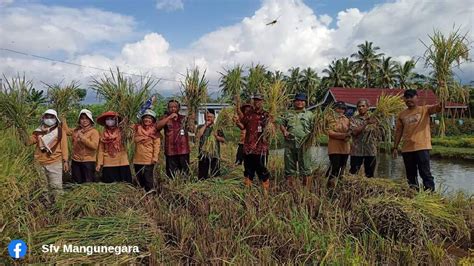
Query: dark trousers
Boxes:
[
  {"xmin": 235, "ymin": 144, "xmax": 245, "ymax": 165},
  {"xmin": 102, "ymin": 165, "xmax": 132, "ymax": 184},
  {"xmin": 71, "ymin": 161, "xmax": 96, "ymax": 183},
  {"xmin": 244, "ymin": 154, "xmax": 270, "ymax": 182},
  {"xmin": 326, "ymin": 154, "xmax": 349, "ymax": 179},
  {"xmin": 165, "ymin": 154, "xmax": 190, "ymax": 178},
  {"xmin": 198, "ymin": 157, "xmax": 220, "ymax": 180},
  {"xmin": 402, "ymin": 150, "xmax": 435, "ymax": 191},
  {"xmin": 349, "ymin": 156, "xmax": 376, "ymax": 177},
  {"xmin": 134, "ymin": 164, "xmax": 155, "ymax": 191}
]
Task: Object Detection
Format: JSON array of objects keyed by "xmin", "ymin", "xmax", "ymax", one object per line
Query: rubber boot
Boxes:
[{"xmin": 243, "ymin": 177, "xmax": 252, "ymax": 187}]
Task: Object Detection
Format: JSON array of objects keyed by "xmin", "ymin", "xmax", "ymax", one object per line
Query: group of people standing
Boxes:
[{"xmin": 26, "ymin": 88, "xmax": 441, "ymax": 195}]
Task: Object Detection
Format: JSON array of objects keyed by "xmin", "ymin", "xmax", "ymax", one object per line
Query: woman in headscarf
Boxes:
[
  {"xmin": 96, "ymin": 111, "xmax": 132, "ymax": 183},
  {"xmin": 26, "ymin": 109, "xmax": 68, "ymax": 194},
  {"xmin": 133, "ymin": 109, "xmax": 161, "ymax": 191},
  {"xmin": 62, "ymin": 109, "xmax": 100, "ymax": 183}
]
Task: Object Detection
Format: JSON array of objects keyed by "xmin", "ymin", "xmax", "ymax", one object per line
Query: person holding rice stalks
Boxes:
[
  {"xmin": 393, "ymin": 89, "xmax": 442, "ymax": 191},
  {"xmin": 278, "ymin": 93, "xmax": 314, "ymax": 189},
  {"xmin": 156, "ymin": 99, "xmax": 191, "ymax": 178},
  {"xmin": 196, "ymin": 109, "xmax": 225, "ymax": 180},
  {"xmin": 349, "ymin": 99, "xmax": 378, "ymax": 178},
  {"xmin": 235, "ymin": 104, "xmax": 252, "ymax": 165},
  {"xmin": 96, "ymin": 111, "xmax": 132, "ymax": 183},
  {"xmin": 133, "ymin": 109, "xmax": 161, "ymax": 191},
  {"xmin": 61, "ymin": 109, "xmax": 100, "ymax": 183},
  {"xmin": 325, "ymin": 101, "xmax": 351, "ymax": 188},
  {"xmin": 234, "ymin": 93, "xmax": 271, "ymax": 191},
  {"xmin": 25, "ymin": 109, "xmax": 68, "ymax": 194}
]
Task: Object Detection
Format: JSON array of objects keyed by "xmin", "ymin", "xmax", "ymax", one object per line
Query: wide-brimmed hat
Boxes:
[
  {"xmin": 42, "ymin": 109, "xmax": 60, "ymax": 123},
  {"xmin": 78, "ymin": 109, "xmax": 94, "ymax": 124},
  {"xmin": 97, "ymin": 111, "xmax": 121, "ymax": 126},
  {"xmin": 140, "ymin": 109, "xmax": 157, "ymax": 121}
]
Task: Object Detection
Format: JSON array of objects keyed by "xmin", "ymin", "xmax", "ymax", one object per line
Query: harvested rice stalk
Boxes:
[
  {"xmin": 262, "ymin": 80, "xmax": 289, "ymax": 143},
  {"xmin": 363, "ymin": 94, "xmax": 405, "ymax": 144},
  {"xmin": 301, "ymin": 105, "xmax": 336, "ymax": 150},
  {"xmin": 181, "ymin": 67, "xmax": 208, "ymax": 133},
  {"xmin": 45, "ymin": 81, "xmax": 83, "ymax": 115},
  {"xmin": 201, "ymin": 107, "xmax": 233, "ymax": 158},
  {"xmin": 91, "ymin": 67, "xmax": 157, "ymax": 140}
]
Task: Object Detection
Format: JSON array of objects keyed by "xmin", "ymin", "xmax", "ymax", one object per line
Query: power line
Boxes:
[{"xmin": 0, "ymin": 47, "xmax": 221, "ymax": 88}]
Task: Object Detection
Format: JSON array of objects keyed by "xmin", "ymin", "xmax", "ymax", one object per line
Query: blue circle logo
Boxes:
[{"xmin": 8, "ymin": 239, "xmax": 27, "ymax": 259}]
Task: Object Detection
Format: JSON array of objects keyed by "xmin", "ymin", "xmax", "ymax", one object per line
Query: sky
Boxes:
[{"xmin": 0, "ymin": 0, "xmax": 473, "ymax": 102}]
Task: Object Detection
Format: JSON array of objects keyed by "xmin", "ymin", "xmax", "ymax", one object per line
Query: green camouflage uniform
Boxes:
[{"xmin": 279, "ymin": 109, "xmax": 314, "ymax": 177}]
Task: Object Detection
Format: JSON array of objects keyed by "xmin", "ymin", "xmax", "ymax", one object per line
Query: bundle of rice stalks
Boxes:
[
  {"xmin": 262, "ymin": 80, "xmax": 289, "ymax": 143},
  {"xmin": 219, "ymin": 65, "xmax": 244, "ymax": 107},
  {"xmin": 181, "ymin": 67, "xmax": 208, "ymax": 132},
  {"xmin": 91, "ymin": 68, "xmax": 157, "ymax": 138},
  {"xmin": 52, "ymin": 183, "xmax": 144, "ymax": 220},
  {"xmin": 351, "ymin": 193, "xmax": 470, "ymax": 245},
  {"xmin": 0, "ymin": 74, "xmax": 42, "ymax": 140},
  {"xmin": 363, "ymin": 94, "xmax": 405, "ymax": 143},
  {"xmin": 32, "ymin": 210, "xmax": 161, "ymax": 264},
  {"xmin": 301, "ymin": 105, "xmax": 336, "ymax": 150},
  {"xmin": 45, "ymin": 81, "xmax": 83, "ymax": 115},
  {"xmin": 201, "ymin": 107, "xmax": 233, "ymax": 159}
]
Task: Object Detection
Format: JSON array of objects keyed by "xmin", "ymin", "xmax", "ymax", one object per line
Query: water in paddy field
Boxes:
[{"xmin": 272, "ymin": 146, "xmax": 474, "ymax": 195}]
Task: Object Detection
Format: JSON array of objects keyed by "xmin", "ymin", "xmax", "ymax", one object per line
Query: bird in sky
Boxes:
[{"xmin": 266, "ymin": 15, "xmax": 281, "ymax": 26}]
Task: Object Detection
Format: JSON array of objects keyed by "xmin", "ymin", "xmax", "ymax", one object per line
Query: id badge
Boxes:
[
  {"xmin": 179, "ymin": 129, "xmax": 185, "ymax": 136},
  {"xmin": 257, "ymin": 126, "xmax": 262, "ymax": 133}
]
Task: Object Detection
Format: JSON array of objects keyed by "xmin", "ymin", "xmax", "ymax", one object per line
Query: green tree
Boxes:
[
  {"xmin": 377, "ymin": 57, "xmax": 397, "ymax": 88},
  {"xmin": 285, "ymin": 67, "xmax": 303, "ymax": 96},
  {"xmin": 351, "ymin": 41, "xmax": 384, "ymax": 87},
  {"xmin": 322, "ymin": 58, "xmax": 354, "ymax": 88},
  {"xmin": 219, "ymin": 65, "xmax": 245, "ymax": 103},
  {"xmin": 244, "ymin": 64, "xmax": 268, "ymax": 99},
  {"xmin": 300, "ymin": 67, "xmax": 320, "ymax": 105},
  {"xmin": 395, "ymin": 60, "xmax": 416, "ymax": 89}
]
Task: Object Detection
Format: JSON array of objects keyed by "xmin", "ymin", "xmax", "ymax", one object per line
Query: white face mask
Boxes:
[
  {"xmin": 43, "ymin": 118, "xmax": 57, "ymax": 126},
  {"xmin": 105, "ymin": 119, "xmax": 116, "ymax": 127}
]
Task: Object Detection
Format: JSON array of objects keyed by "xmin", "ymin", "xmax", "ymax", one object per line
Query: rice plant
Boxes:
[
  {"xmin": 201, "ymin": 108, "xmax": 234, "ymax": 158},
  {"xmin": 262, "ymin": 80, "xmax": 289, "ymax": 143},
  {"xmin": 301, "ymin": 105, "xmax": 336, "ymax": 150},
  {"xmin": 45, "ymin": 81, "xmax": 83, "ymax": 115},
  {"xmin": 181, "ymin": 67, "xmax": 208, "ymax": 133},
  {"xmin": 219, "ymin": 65, "xmax": 245, "ymax": 107}
]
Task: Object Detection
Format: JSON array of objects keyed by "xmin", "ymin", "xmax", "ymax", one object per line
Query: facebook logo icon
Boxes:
[{"xmin": 8, "ymin": 239, "xmax": 27, "ymax": 259}]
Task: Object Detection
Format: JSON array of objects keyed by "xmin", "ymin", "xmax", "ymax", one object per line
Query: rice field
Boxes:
[{"xmin": 0, "ymin": 129, "xmax": 472, "ymax": 264}]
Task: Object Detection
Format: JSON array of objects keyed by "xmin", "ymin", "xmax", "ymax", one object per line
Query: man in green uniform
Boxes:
[{"xmin": 279, "ymin": 93, "xmax": 314, "ymax": 189}]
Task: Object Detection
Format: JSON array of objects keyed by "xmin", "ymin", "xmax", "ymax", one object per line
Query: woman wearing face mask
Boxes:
[
  {"xmin": 25, "ymin": 109, "xmax": 68, "ymax": 194},
  {"xmin": 132, "ymin": 109, "xmax": 161, "ymax": 191},
  {"xmin": 62, "ymin": 109, "xmax": 100, "ymax": 183},
  {"xmin": 96, "ymin": 111, "xmax": 132, "ymax": 183}
]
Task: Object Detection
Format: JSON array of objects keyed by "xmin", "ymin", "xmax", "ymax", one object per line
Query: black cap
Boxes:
[
  {"xmin": 334, "ymin": 101, "xmax": 347, "ymax": 110},
  {"xmin": 403, "ymin": 89, "xmax": 418, "ymax": 98},
  {"xmin": 207, "ymin": 109, "xmax": 216, "ymax": 115}
]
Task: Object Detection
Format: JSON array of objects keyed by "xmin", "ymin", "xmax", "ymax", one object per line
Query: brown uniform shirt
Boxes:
[
  {"xmin": 29, "ymin": 127, "xmax": 68, "ymax": 166},
  {"xmin": 133, "ymin": 134, "xmax": 161, "ymax": 165},
  {"xmin": 64, "ymin": 125, "xmax": 100, "ymax": 162},
  {"xmin": 97, "ymin": 131, "xmax": 129, "ymax": 167},
  {"xmin": 327, "ymin": 115, "xmax": 350, "ymax": 155},
  {"xmin": 396, "ymin": 105, "xmax": 440, "ymax": 153}
]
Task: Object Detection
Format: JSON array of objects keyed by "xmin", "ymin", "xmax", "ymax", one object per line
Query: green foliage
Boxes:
[{"xmin": 45, "ymin": 81, "xmax": 83, "ymax": 115}]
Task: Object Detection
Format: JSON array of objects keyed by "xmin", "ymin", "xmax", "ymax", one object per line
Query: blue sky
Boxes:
[{"xmin": 0, "ymin": 0, "xmax": 472, "ymax": 97}]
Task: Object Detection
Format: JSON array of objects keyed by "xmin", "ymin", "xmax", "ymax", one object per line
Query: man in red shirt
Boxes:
[
  {"xmin": 234, "ymin": 93, "xmax": 271, "ymax": 191},
  {"xmin": 156, "ymin": 100, "xmax": 191, "ymax": 178}
]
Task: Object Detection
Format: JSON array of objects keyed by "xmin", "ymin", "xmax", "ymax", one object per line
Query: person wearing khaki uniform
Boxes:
[
  {"xmin": 279, "ymin": 93, "xmax": 314, "ymax": 189},
  {"xmin": 62, "ymin": 109, "xmax": 100, "ymax": 183},
  {"xmin": 26, "ymin": 109, "xmax": 68, "ymax": 194},
  {"xmin": 326, "ymin": 101, "xmax": 351, "ymax": 187},
  {"xmin": 133, "ymin": 109, "xmax": 161, "ymax": 191},
  {"xmin": 393, "ymin": 89, "xmax": 442, "ymax": 191}
]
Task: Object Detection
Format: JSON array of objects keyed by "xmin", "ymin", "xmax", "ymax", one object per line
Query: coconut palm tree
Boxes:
[
  {"xmin": 219, "ymin": 65, "xmax": 245, "ymax": 103},
  {"xmin": 422, "ymin": 28, "xmax": 470, "ymax": 136},
  {"xmin": 322, "ymin": 58, "xmax": 353, "ymax": 88},
  {"xmin": 377, "ymin": 57, "xmax": 397, "ymax": 88},
  {"xmin": 395, "ymin": 60, "xmax": 416, "ymax": 89},
  {"xmin": 244, "ymin": 64, "xmax": 267, "ymax": 99},
  {"xmin": 285, "ymin": 67, "xmax": 303, "ymax": 96},
  {"xmin": 300, "ymin": 67, "xmax": 320, "ymax": 105},
  {"xmin": 351, "ymin": 41, "xmax": 384, "ymax": 87}
]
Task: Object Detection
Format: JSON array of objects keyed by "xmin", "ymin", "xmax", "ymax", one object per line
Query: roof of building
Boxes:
[{"xmin": 324, "ymin": 87, "xmax": 467, "ymax": 108}]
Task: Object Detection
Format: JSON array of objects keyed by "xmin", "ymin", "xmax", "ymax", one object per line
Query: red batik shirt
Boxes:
[
  {"xmin": 241, "ymin": 109, "xmax": 270, "ymax": 155},
  {"xmin": 163, "ymin": 114, "xmax": 190, "ymax": 156}
]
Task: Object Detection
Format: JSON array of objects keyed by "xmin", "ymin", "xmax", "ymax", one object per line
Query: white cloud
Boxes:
[
  {"xmin": 0, "ymin": 0, "xmax": 14, "ymax": 6},
  {"xmin": 1, "ymin": 0, "xmax": 473, "ymax": 97},
  {"xmin": 155, "ymin": 0, "xmax": 184, "ymax": 11}
]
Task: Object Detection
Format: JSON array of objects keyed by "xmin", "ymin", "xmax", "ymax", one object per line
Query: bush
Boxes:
[{"xmin": 431, "ymin": 118, "xmax": 474, "ymax": 136}]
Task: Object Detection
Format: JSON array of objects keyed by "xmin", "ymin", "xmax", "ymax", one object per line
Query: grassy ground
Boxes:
[{"xmin": 1, "ymin": 130, "xmax": 473, "ymax": 264}]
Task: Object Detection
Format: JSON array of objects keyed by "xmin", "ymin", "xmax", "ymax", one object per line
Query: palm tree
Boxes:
[
  {"xmin": 266, "ymin": 70, "xmax": 284, "ymax": 83},
  {"xmin": 377, "ymin": 57, "xmax": 397, "ymax": 88},
  {"xmin": 423, "ymin": 28, "xmax": 470, "ymax": 136},
  {"xmin": 300, "ymin": 67, "xmax": 320, "ymax": 105},
  {"xmin": 219, "ymin": 65, "xmax": 244, "ymax": 103},
  {"xmin": 395, "ymin": 60, "xmax": 416, "ymax": 89},
  {"xmin": 285, "ymin": 67, "xmax": 303, "ymax": 96},
  {"xmin": 244, "ymin": 64, "xmax": 267, "ymax": 99},
  {"xmin": 351, "ymin": 41, "xmax": 384, "ymax": 87},
  {"xmin": 322, "ymin": 58, "xmax": 353, "ymax": 88}
]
